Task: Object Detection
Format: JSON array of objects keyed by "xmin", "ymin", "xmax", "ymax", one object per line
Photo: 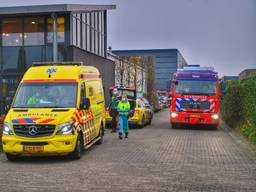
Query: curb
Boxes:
[{"xmin": 220, "ymin": 121, "xmax": 256, "ymax": 155}]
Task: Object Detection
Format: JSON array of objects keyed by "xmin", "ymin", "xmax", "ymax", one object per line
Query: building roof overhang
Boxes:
[{"xmin": 0, "ymin": 4, "xmax": 116, "ymax": 16}]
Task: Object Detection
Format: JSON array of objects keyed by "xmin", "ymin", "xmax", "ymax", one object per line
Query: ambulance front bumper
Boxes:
[{"xmin": 2, "ymin": 134, "xmax": 77, "ymax": 156}]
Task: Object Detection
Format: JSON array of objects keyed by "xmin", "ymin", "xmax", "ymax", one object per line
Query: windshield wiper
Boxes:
[
  {"xmin": 13, "ymin": 106, "xmax": 28, "ymax": 108},
  {"xmin": 39, "ymin": 106, "xmax": 68, "ymax": 108}
]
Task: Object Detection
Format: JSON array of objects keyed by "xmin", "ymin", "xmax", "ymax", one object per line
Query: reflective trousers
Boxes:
[{"xmin": 118, "ymin": 115, "xmax": 128, "ymax": 134}]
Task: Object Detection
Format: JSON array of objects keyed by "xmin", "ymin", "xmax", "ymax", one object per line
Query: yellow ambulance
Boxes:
[{"xmin": 2, "ymin": 62, "xmax": 105, "ymax": 160}]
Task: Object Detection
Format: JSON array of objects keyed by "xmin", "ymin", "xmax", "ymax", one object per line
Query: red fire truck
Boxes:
[{"xmin": 170, "ymin": 66, "xmax": 220, "ymax": 129}]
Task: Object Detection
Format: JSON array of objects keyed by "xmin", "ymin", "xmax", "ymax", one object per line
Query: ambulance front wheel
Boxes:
[
  {"xmin": 6, "ymin": 153, "xmax": 18, "ymax": 161},
  {"xmin": 96, "ymin": 124, "xmax": 104, "ymax": 145},
  {"xmin": 69, "ymin": 135, "xmax": 83, "ymax": 160}
]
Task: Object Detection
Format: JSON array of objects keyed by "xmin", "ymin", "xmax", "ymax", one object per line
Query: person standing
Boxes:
[
  {"xmin": 117, "ymin": 95, "xmax": 130, "ymax": 139},
  {"xmin": 110, "ymin": 88, "xmax": 119, "ymax": 133}
]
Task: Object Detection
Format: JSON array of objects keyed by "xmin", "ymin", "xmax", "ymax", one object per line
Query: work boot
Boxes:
[
  {"xmin": 119, "ymin": 133, "xmax": 123, "ymax": 140},
  {"xmin": 125, "ymin": 132, "xmax": 128, "ymax": 139}
]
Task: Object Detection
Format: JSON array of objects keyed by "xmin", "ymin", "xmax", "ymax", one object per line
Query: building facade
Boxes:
[
  {"xmin": 112, "ymin": 49, "xmax": 187, "ymax": 91},
  {"xmin": 108, "ymin": 52, "xmax": 147, "ymax": 94},
  {"xmin": 239, "ymin": 69, "xmax": 256, "ymax": 80},
  {"xmin": 0, "ymin": 4, "xmax": 115, "ymax": 112}
]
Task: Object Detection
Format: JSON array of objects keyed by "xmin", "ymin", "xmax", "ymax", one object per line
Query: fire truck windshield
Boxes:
[{"xmin": 174, "ymin": 80, "xmax": 217, "ymax": 95}]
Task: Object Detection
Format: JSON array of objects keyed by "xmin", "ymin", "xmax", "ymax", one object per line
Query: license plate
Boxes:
[
  {"xmin": 190, "ymin": 114, "xmax": 200, "ymax": 118},
  {"xmin": 23, "ymin": 146, "xmax": 44, "ymax": 152}
]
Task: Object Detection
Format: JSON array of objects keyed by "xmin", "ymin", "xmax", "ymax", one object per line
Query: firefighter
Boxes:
[
  {"xmin": 110, "ymin": 88, "xmax": 119, "ymax": 133},
  {"xmin": 117, "ymin": 94, "xmax": 130, "ymax": 140}
]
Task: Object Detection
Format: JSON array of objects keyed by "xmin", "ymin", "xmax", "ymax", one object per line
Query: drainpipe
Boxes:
[{"xmin": 52, "ymin": 13, "xmax": 58, "ymax": 62}]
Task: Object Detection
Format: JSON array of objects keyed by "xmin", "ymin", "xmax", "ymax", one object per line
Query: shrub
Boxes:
[{"xmin": 221, "ymin": 76, "xmax": 256, "ymax": 144}]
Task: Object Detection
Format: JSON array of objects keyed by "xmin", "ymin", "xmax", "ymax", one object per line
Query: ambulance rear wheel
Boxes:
[
  {"xmin": 6, "ymin": 153, "xmax": 18, "ymax": 161},
  {"xmin": 96, "ymin": 124, "xmax": 104, "ymax": 145},
  {"xmin": 70, "ymin": 135, "xmax": 83, "ymax": 160}
]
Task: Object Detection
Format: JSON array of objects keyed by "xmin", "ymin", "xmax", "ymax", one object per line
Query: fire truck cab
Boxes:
[{"xmin": 170, "ymin": 66, "xmax": 220, "ymax": 129}]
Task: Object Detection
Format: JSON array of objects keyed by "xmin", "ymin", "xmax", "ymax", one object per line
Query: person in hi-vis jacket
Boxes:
[
  {"xmin": 110, "ymin": 88, "xmax": 119, "ymax": 133},
  {"xmin": 117, "ymin": 95, "xmax": 130, "ymax": 140}
]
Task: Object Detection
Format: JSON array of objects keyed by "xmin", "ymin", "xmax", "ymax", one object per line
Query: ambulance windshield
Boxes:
[{"xmin": 13, "ymin": 82, "xmax": 77, "ymax": 108}]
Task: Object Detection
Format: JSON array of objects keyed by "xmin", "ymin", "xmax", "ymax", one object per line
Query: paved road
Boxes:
[{"xmin": 0, "ymin": 109, "xmax": 256, "ymax": 192}]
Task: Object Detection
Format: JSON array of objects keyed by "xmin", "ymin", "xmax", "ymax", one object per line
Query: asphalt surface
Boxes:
[{"xmin": 0, "ymin": 109, "xmax": 256, "ymax": 192}]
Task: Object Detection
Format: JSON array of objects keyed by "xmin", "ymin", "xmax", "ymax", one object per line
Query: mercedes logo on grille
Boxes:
[{"xmin": 28, "ymin": 126, "xmax": 38, "ymax": 136}]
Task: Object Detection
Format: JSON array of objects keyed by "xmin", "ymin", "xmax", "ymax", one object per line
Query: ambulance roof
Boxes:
[{"xmin": 22, "ymin": 63, "xmax": 100, "ymax": 82}]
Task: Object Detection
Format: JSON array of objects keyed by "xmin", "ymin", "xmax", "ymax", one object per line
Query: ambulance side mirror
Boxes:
[
  {"xmin": 80, "ymin": 98, "xmax": 90, "ymax": 110},
  {"xmin": 4, "ymin": 104, "xmax": 10, "ymax": 113}
]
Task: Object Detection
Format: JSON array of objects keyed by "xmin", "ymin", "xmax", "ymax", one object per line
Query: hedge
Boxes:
[{"xmin": 221, "ymin": 76, "xmax": 256, "ymax": 144}]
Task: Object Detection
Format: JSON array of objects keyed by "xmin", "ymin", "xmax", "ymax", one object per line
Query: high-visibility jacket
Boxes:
[
  {"xmin": 117, "ymin": 101, "xmax": 130, "ymax": 116},
  {"xmin": 111, "ymin": 96, "xmax": 119, "ymax": 108},
  {"xmin": 27, "ymin": 96, "xmax": 41, "ymax": 104}
]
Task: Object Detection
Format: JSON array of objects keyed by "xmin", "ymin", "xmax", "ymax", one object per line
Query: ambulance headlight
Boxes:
[
  {"xmin": 211, "ymin": 114, "xmax": 219, "ymax": 120},
  {"xmin": 171, "ymin": 112, "xmax": 178, "ymax": 118},
  {"xmin": 3, "ymin": 123, "xmax": 13, "ymax": 135},
  {"xmin": 57, "ymin": 122, "xmax": 73, "ymax": 135}
]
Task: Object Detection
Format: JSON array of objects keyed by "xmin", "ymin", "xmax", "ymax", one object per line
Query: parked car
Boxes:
[
  {"xmin": 129, "ymin": 98, "xmax": 153, "ymax": 127},
  {"xmin": 140, "ymin": 97, "xmax": 154, "ymax": 119},
  {"xmin": 106, "ymin": 86, "xmax": 153, "ymax": 128},
  {"xmin": 158, "ymin": 95, "xmax": 170, "ymax": 108}
]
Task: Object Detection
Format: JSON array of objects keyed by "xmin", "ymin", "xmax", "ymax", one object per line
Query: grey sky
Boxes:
[{"xmin": 1, "ymin": 0, "xmax": 255, "ymax": 76}]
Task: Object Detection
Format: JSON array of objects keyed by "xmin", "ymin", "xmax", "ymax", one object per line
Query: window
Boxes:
[
  {"xmin": 72, "ymin": 15, "xmax": 77, "ymax": 45},
  {"xmin": 86, "ymin": 13, "xmax": 91, "ymax": 51},
  {"xmin": 101, "ymin": 12, "xmax": 105, "ymax": 56},
  {"xmin": 76, "ymin": 14, "xmax": 81, "ymax": 48},
  {"xmin": 47, "ymin": 17, "xmax": 65, "ymax": 43},
  {"xmin": 24, "ymin": 17, "xmax": 45, "ymax": 45},
  {"xmin": 2, "ymin": 47, "xmax": 21, "ymax": 70},
  {"xmin": 82, "ymin": 13, "xmax": 86, "ymax": 50},
  {"xmin": 174, "ymin": 80, "xmax": 217, "ymax": 95},
  {"xmin": 98, "ymin": 12, "xmax": 102, "ymax": 56},
  {"xmin": 95, "ymin": 12, "xmax": 98, "ymax": 55},
  {"xmin": 138, "ymin": 100, "xmax": 145, "ymax": 108},
  {"xmin": 70, "ymin": 11, "xmax": 106, "ymax": 57},
  {"xmin": 89, "ymin": 87, "xmax": 94, "ymax": 97},
  {"xmin": 13, "ymin": 82, "xmax": 78, "ymax": 108},
  {"xmin": 25, "ymin": 47, "xmax": 44, "ymax": 67},
  {"xmin": 90, "ymin": 12, "xmax": 95, "ymax": 53},
  {"xmin": 80, "ymin": 83, "xmax": 85, "ymax": 106},
  {"xmin": 2, "ymin": 18, "xmax": 23, "ymax": 46}
]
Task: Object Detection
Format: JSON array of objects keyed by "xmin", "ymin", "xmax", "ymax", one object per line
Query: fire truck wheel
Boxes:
[
  {"xmin": 210, "ymin": 125, "xmax": 218, "ymax": 130},
  {"xmin": 171, "ymin": 123, "xmax": 178, "ymax": 129}
]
